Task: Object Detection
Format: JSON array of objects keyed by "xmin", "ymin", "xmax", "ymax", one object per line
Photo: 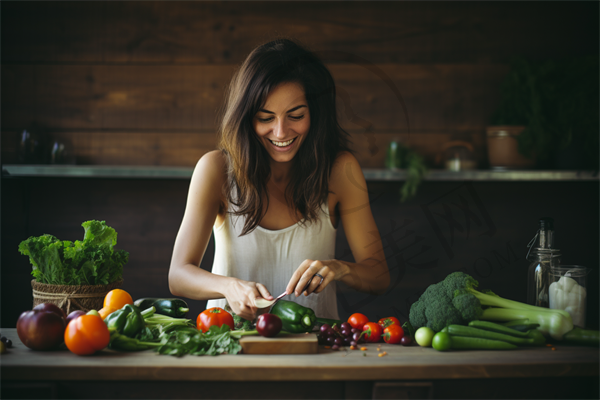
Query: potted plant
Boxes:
[
  {"xmin": 488, "ymin": 56, "xmax": 599, "ymax": 170},
  {"xmin": 385, "ymin": 141, "xmax": 427, "ymax": 202}
]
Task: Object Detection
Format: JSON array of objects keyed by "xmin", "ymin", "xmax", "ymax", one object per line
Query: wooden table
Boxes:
[{"xmin": 1, "ymin": 328, "xmax": 598, "ymax": 399}]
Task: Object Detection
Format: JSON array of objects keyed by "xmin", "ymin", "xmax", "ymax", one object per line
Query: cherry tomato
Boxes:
[
  {"xmin": 378, "ymin": 317, "xmax": 401, "ymax": 329},
  {"xmin": 383, "ymin": 324, "xmax": 404, "ymax": 344},
  {"xmin": 64, "ymin": 314, "xmax": 110, "ymax": 355},
  {"xmin": 196, "ymin": 307, "xmax": 234, "ymax": 333},
  {"xmin": 348, "ymin": 313, "xmax": 369, "ymax": 330},
  {"xmin": 362, "ymin": 322, "xmax": 383, "ymax": 343}
]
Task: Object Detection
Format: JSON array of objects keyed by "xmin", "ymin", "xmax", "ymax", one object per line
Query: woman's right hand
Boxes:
[{"xmin": 224, "ymin": 278, "xmax": 273, "ymax": 321}]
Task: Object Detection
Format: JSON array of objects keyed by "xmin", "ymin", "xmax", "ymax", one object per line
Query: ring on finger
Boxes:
[{"xmin": 313, "ymin": 273, "xmax": 324, "ymax": 286}]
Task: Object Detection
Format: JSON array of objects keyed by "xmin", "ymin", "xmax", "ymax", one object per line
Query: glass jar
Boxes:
[
  {"xmin": 442, "ymin": 141, "xmax": 476, "ymax": 171},
  {"xmin": 527, "ymin": 249, "xmax": 561, "ymax": 308},
  {"xmin": 526, "ymin": 217, "xmax": 560, "ymax": 308},
  {"xmin": 548, "ymin": 265, "xmax": 590, "ymax": 328}
]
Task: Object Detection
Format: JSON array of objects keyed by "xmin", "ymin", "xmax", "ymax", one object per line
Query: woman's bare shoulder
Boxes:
[
  {"xmin": 190, "ymin": 150, "xmax": 228, "ymax": 198},
  {"xmin": 330, "ymin": 151, "xmax": 363, "ymax": 185},
  {"xmin": 193, "ymin": 150, "xmax": 227, "ymax": 180}
]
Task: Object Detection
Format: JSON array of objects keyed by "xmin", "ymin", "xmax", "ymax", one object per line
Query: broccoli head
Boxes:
[
  {"xmin": 408, "ymin": 298, "xmax": 427, "ymax": 329},
  {"xmin": 408, "ymin": 272, "xmax": 483, "ymax": 332},
  {"xmin": 424, "ymin": 299, "xmax": 464, "ymax": 332},
  {"xmin": 452, "ymin": 290, "xmax": 483, "ymax": 321},
  {"xmin": 442, "ymin": 271, "xmax": 479, "ymax": 298}
]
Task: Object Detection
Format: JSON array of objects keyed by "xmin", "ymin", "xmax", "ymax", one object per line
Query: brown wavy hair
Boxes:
[{"xmin": 218, "ymin": 38, "xmax": 351, "ymax": 235}]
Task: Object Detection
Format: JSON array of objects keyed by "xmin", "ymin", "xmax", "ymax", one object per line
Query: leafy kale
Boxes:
[
  {"xmin": 225, "ymin": 303, "xmax": 255, "ymax": 331},
  {"xmin": 18, "ymin": 220, "xmax": 128, "ymax": 285},
  {"xmin": 155, "ymin": 325, "xmax": 242, "ymax": 357}
]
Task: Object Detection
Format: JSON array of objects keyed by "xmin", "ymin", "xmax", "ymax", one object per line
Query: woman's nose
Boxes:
[{"xmin": 272, "ymin": 119, "xmax": 284, "ymax": 138}]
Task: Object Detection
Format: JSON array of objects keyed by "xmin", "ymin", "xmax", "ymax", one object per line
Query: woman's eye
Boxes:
[
  {"xmin": 257, "ymin": 117, "xmax": 273, "ymax": 123},
  {"xmin": 290, "ymin": 115, "xmax": 304, "ymax": 120}
]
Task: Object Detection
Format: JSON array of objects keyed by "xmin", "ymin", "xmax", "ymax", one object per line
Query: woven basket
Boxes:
[{"xmin": 31, "ymin": 279, "xmax": 124, "ymax": 315}]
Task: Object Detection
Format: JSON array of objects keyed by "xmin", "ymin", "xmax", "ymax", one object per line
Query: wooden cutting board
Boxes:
[{"xmin": 240, "ymin": 333, "xmax": 318, "ymax": 354}]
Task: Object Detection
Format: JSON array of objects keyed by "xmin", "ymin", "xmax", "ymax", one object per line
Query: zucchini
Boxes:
[{"xmin": 134, "ymin": 298, "xmax": 189, "ymax": 318}]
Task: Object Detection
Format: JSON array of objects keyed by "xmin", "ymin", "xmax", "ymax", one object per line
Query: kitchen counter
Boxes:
[{"xmin": 1, "ymin": 328, "xmax": 598, "ymax": 399}]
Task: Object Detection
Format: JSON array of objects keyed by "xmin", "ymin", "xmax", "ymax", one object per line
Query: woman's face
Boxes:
[{"xmin": 252, "ymin": 82, "xmax": 310, "ymax": 164}]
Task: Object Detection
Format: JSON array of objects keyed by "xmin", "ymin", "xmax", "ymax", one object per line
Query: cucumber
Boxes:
[
  {"xmin": 134, "ymin": 298, "xmax": 189, "ymax": 318},
  {"xmin": 447, "ymin": 325, "xmax": 535, "ymax": 346},
  {"xmin": 451, "ymin": 336, "xmax": 518, "ymax": 350}
]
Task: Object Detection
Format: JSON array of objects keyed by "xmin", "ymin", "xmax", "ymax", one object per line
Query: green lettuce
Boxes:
[{"xmin": 18, "ymin": 220, "xmax": 128, "ymax": 285}]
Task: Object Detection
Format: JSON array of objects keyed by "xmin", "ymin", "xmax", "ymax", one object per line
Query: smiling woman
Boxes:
[{"xmin": 168, "ymin": 38, "xmax": 390, "ymax": 322}]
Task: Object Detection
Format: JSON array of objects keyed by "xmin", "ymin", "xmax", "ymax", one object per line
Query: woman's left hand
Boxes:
[{"xmin": 286, "ymin": 259, "xmax": 350, "ymax": 297}]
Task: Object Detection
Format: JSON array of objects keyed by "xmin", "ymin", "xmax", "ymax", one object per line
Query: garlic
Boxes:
[{"xmin": 549, "ymin": 275, "xmax": 586, "ymax": 327}]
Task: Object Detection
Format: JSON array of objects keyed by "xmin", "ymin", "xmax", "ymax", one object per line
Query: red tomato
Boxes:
[
  {"xmin": 64, "ymin": 314, "xmax": 110, "ymax": 355},
  {"xmin": 378, "ymin": 317, "xmax": 401, "ymax": 329},
  {"xmin": 383, "ymin": 324, "xmax": 404, "ymax": 344},
  {"xmin": 348, "ymin": 313, "xmax": 369, "ymax": 330},
  {"xmin": 196, "ymin": 307, "xmax": 234, "ymax": 333},
  {"xmin": 362, "ymin": 322, "xmax": 383, "ymax": 343}
]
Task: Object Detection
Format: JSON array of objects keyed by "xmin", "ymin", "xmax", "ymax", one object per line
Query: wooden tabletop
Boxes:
[{"xmin": 1, "ymin": 328, "xmax": 598, "ymax": 382}]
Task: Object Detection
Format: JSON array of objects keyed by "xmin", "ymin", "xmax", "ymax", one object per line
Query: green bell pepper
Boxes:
[
  {"xmin": 271, "ymin": 300, "xmax": 341, "ymax": 333},
  {"xmin": 104, "ymin": 304, "xmax": 145, "ymax": 338}
]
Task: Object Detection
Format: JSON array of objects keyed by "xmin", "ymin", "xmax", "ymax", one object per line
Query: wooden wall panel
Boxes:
[
  {"xmin": 1, "ymin": 65, "xmax": 233, "ymax": 130},
  {"xmin": 2, "ymin": 2, "xmax": 597, "ymax": 64},
  {"xmin": 2, "ymin": 1, "xmax": 598, "ymax": 330},
  {"xmin": 2, "ymin": 64, "xmax": 506, "ymax": 131}
]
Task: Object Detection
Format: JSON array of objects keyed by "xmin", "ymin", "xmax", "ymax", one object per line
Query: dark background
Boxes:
[{"xmin": 2, "ymin": 1, "xmax": 598, "ymax": 329}]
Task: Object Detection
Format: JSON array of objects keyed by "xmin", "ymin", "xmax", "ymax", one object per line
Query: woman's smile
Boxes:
[{"xmin": 268, "ymin": 137, "xmax": 297, "ymax": 150}]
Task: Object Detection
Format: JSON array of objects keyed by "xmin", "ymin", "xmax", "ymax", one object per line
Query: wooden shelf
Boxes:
[{"xmin": 2, "ymin": 164, "xmax": 598, "ymax": 181}]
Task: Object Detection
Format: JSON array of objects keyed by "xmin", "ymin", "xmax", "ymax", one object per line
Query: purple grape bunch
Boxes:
[{"xmin": 317, "ymin": 322, "xmax": 364, "ymax": 351}]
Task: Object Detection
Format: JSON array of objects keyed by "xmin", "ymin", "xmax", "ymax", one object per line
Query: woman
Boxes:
[{"xmin": 168, "ymin": 39, "xmax": 390, "ymax": 321}]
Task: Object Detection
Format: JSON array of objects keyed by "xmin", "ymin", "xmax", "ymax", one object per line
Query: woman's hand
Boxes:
[
  {"xmin": 224, "ymin": 278, "xmax": 273, "ymax": 321},
  {"xmin": 287, "ymin": 259, "xmax": 350, "ymax": 297}
]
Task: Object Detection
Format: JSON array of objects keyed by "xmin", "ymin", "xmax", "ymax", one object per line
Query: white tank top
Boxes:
[{"xmin": 207, "ymin": 202, "xmax": 340, "ymax": 320}]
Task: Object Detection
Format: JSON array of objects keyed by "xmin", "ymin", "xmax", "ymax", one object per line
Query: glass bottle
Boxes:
[{"xmin": 526, "ymin": 217, "xmax": 561, "ymax": 307}]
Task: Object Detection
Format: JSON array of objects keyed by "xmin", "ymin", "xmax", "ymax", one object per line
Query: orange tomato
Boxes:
[
  {"xmin": 64, "ymin": 314, "xmax": 110, "ymax": 355},
  {"xmin": 347, "ymin": 313, "xmax": 369, "ymax": 330},
  {"xmin": 103, "ymin": 289, "xmax": 133, "ymax": 309},
  {"xmin": 196, "ymin": 307, "xmax": 234, "ymax": 333},
  {"xmin": 99, "ymin": 289, "xmax": 133, "ymax": 320}
]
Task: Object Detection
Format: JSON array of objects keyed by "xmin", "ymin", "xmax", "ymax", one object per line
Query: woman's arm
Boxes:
[
  {"xmin": 287, "ymin": 152, "xmax": 391, "ymax": 297},
  {"xmin": 168, "ymin": 151, "xmax": 272, "ymax": 319}
]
